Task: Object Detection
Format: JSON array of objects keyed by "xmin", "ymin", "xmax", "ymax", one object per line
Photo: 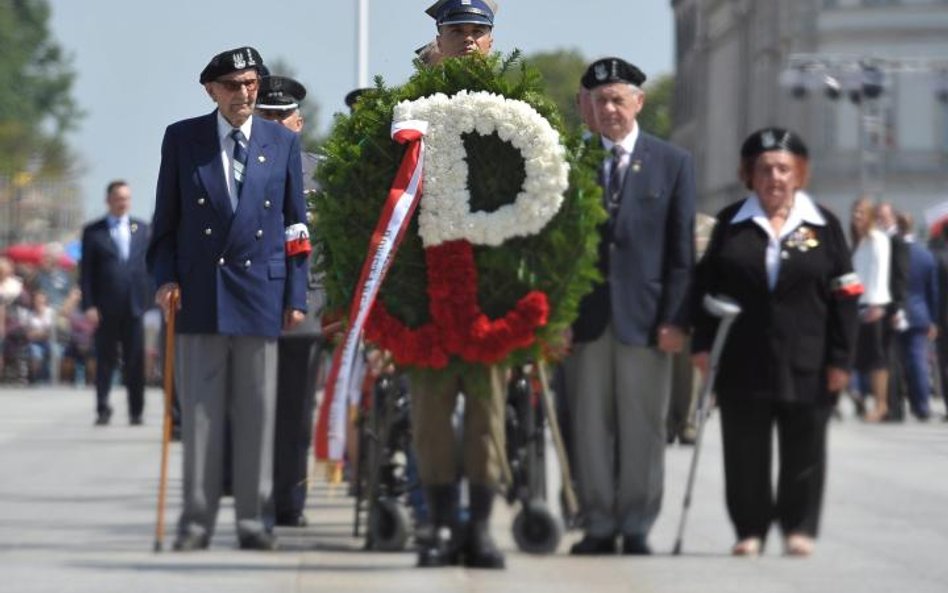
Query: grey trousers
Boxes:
[
  {"xmin": 564, "ymin": 324, "xmax": 672, "ymax": 538},
  {"xmin": 175, "ymin": 334, "xmax": 277, "ymax": 539}
]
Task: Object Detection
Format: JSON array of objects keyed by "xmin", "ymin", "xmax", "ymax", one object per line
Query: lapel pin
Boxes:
[
  {"xmin": 258, "ymin": 155, "xmax": 266, "ymax": 163},
  {"xmin": 632, "ymin": 160, "xmax": 642, "ymax": 173},
  {"xmin": 130, "ymin": 223, "xmax": 138, "ymax": 233}
]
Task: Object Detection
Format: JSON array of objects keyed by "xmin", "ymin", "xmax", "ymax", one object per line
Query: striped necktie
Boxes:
[
  {"xmin": 607, "ymin": 144, "xmax": 626, "ymax": 216},
  {"xmin": 230, "ymin": 128, "xmax": 249, "ymax": 197}
]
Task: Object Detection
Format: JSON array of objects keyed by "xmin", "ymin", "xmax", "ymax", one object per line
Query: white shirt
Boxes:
[
  {"xmin": 600, "ymin": 123, "xmax": 640, "ymax": 188},
  {"xmin": 729, "ymin": 191, "xmax": 827, "ymax": 291},
  {"xmin": 852, "ymin": 228, "xmax": 892, "ymax": 306},
  {"xmin": 108, "ymin": 215, "xmax": 130, "ymax": 261},
  {"xmin": 216, "ymin": 112, "xmax": 254, "ymax": 211}
]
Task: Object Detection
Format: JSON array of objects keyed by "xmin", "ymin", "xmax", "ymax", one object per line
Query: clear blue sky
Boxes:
[{"xmin": 48, "ymin": 0, "xmax": 674, "ymax": 220}]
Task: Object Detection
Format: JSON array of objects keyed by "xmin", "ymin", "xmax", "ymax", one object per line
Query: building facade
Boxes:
[{"xmin": 671, "ymin": 0, "xmax": 948, "ymax": 231}]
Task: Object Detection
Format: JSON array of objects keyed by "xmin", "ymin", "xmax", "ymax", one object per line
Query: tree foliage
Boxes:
[
  {"xmin": 638, "ymin": 74, "xmax": 675, "ymax": 140},
  {"xmin": 0, "ymin": 0, "xmax": 81, "ymax": 177},
  {"xmin": 523, "ymin": 48, "xmax": 588, "ymax": 133}
]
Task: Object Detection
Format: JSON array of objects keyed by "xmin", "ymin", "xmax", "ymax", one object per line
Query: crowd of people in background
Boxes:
[
  {"xmin": 0, "ymin": 246, "xmax": 162, "ymax": 388},
  {"xmin": 846, "ymin": 197, "xmax": 948, "ymax": 423}
]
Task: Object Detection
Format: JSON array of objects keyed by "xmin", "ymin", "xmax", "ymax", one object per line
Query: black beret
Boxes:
[
  {"xmin": 581, "ymin": 57, "xmax": 647, "ymax": 90},
  {"xmin": 740, "ymin": 127, "xmax": 809, "ymax": 160},
  {"xmin": 199, "ymin": 46, "xmax": 265, "ymax": 84},
  {"xmin": 256, "ymin": 76, "xmax": 307, "ymax": 110}
]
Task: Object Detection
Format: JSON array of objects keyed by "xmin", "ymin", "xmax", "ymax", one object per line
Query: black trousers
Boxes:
[
  {"xmin": 94, "ymin": 311, "xmax": 144, "ymax": 418},
  {"xmin": 273, "ymin": 335, "xmax": 323, "ymax": 517},
  {"xmin": 719, "ymin": 397, "xmax": 831, "ymax": 541}
]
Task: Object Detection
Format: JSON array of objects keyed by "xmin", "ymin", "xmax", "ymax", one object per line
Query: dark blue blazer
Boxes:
[
  {"xmin": 80, "ymin": 216, "xmax": 152, "ymax": 317},
  {"xmin": 572, "ymin": 132, "xmax": 696, "ymax": 346},
  {"xmin": 147, "ymin": 111, "xmax": 308, "ymax": 338},
  {"xmin": 904, "ymin": 239, "xmax": 939, "ymax": 329}
]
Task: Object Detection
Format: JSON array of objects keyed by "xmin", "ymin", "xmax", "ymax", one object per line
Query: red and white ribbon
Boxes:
[{"xmin": 315, "ymin": 119, "xmax": 428, "ymax": 461}]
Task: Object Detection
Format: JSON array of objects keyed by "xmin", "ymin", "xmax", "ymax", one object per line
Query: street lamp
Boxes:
[{"xmin": 780, "ymin": 55, "xmax": 948, "ymax": 199}]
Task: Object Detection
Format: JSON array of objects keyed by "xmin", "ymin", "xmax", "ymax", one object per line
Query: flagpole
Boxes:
[{"xmin": 356, "ymin": 0, "xmax": 369, "ymax": 88}]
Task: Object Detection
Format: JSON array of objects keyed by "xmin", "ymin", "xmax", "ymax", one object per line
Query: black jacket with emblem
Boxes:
[{"xmin": 692, "ymin": 197, "xmax": 860, "ymax": 404}]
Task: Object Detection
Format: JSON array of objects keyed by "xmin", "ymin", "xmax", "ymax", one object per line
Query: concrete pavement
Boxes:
[{"xmin": 1, "ymin": 385, "xmax": 947, "ymax": 592}]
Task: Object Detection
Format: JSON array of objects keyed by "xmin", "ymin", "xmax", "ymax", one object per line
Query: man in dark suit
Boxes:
[
  {"xmin": 254, "ymin": 74, "xmax": 325, "ymax": 528},
  {"xmin": 929, "ymin": 222, "xmax": 948, "ymax": 419},
  {"xmin": 80, "ymin": 180, "xmax": 151, "ymax": 426},
  {"xmin": 147, "ymin": 46, "xmax": 309, "ymax": 551},
  {"xmin": 895, "ymin": 213, "xmax": 938, "ymax": 420},
  {"xmin": 566, "ymin": 57, "xmax": 695, "ymax": 555}
]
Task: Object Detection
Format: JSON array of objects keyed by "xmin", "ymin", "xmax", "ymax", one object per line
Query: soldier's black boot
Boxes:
[
  {"xmin": 464, "ymin": 484, "xmax": 506, "ymax": 569},
  {"xmin": 417, "ymin": 485, "xmax": 459, "ymax": 568}
]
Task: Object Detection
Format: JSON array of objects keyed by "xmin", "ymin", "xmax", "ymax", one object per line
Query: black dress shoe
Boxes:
[
  {"xmin": 275, "ymin": 512, "xmax": 307, "ymax": 527},
  {"xmin": 570, "ymin": 534, "xmax": 616, "ymax": 555},
  {"xmin": 94, "ymin": 408, "xmax": 112, "ymax": 426},
  {"xmin": 621, "ymin": 534, "xmax": 652, "ymax": 555},
  {"xmin": 417, "ymin": 526, "xmax": 460, "ymax": 567},
  {"xmin": 129, "ymin": 416, "xmax": 143, "ymax": 426},
  {"xmin": 172, "ymin": 533, "xmax": 209, "ymax": 551},
  {"xmin": 238, "ymin": 532, "xmax": 278, "ymax": 551},
  {"xmin": 463, "ymin": 523, "xmax": 506, "ymax": 569}
]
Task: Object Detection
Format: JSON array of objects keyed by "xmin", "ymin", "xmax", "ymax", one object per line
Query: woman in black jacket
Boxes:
[{"xmin": 691, "ymin": 128, "xmax": 861, "ymax": 557}]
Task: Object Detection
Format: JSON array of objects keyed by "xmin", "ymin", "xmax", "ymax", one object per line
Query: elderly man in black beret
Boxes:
[
  {"xmin": 566, "ymin": 57, "xmax": 696, "ymax": 555},
  {"xmin": 148, "ymin": 46, "xmax": 309, "ymax": 551}
]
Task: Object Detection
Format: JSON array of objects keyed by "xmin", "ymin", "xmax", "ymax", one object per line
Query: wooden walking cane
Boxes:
[
  {"xmin": 153, "ymin": 290, "xmax": 179, "ymax": 552},
  {"xmin": 536, "ymin": 363, "xmax": 580, "ymax": 522}
]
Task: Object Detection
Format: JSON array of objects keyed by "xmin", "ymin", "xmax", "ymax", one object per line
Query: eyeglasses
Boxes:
[{"xmin": 215, "ymin": 77, "xmax": 259, "ymax": 92}]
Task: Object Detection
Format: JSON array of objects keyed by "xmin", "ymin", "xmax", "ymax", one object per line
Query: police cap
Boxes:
[
  {"xmin": 426, "ymin": 0, "xmax": 496, "ymax": 28},
  {"xmin": 256, "ymin": 75, "xmax": 307, "ymax": 111},
  {"xmin": 344, "ymin": 88, "xmax": 371, "ymax": 110}
]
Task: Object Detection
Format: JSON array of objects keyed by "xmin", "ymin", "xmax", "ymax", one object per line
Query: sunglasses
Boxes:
[{"xmin": 215, "ymin": 78, "xmax": 259, "ymax": 92}]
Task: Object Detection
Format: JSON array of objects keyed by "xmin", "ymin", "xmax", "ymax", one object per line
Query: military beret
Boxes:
[
  {"xmin": 740, "ymin": 127, "xmax": 809, "ymax": 160},
  {"xmin": 199, "ymin": 46, "xmax": 265, "ymax": 84},
  {"xmin": 581, "ymin": 57, "xmax": 647, "ymax": 90},
  {"xmin": 426, "ymin": 0, "xmax": 496, "ymax": 27},
  {"xmin": 256, "ymin": 76, "xmax": 307, "ymax": 110}
]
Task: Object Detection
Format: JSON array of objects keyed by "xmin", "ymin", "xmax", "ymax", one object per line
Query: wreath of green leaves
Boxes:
[{"xmin": 312, "ymin": 52, "xmax": 605, "ymax": 369}]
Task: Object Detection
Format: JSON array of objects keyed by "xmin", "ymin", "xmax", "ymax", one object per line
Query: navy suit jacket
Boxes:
[
  {"xmin": 80, "ymin": 216, "xmax": 152, "ymax": 318},
  {"xmin": 904, "ymin": 239, "xmax": 939, "ymax": 329},
  {"xmin": 572, "ymin": 132, "xmax": 696, "ymax": 346},
  {"xmin": 147, "ymin": 111, "xmax": 308, "ymax": 338}
]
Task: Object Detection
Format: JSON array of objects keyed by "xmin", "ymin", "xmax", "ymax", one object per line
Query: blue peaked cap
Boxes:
[{"xmin": 426, "ymin": 0, "xmax": 495, "ymax": 27}]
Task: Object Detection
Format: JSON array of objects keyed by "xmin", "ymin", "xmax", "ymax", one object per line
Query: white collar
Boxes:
[
  {"xmin": 216, "ymin": 111, "xmax": 253, "ymax": 143},
  {"xmin": 730, "ymin": 191, "xmax": 826, "ymax": 227},
  {"xmin": 601, "ymin": 122, "xmax": 640, "ymax": 156}
]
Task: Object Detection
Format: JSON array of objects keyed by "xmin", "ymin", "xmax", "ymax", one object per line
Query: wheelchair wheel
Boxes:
[
  {"xmin": 368, "ymin": 497, "xmax": 410, "ymax": 551},
  {"xmin": 512, "ymin": 499, "xmax": 561, "ymax": 554}
]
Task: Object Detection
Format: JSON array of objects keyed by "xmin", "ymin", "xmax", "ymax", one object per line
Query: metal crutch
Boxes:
[
  {"xmin": 153, "ymin": 290, "xmax": 179, "ymax": 552},
  {"xmin": 672, "ymin": 294, "xmax": 742, "ymax": 556}
]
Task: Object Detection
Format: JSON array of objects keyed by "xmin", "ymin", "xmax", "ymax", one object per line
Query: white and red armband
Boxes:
[
  {"xmin": 831, "ymin": 272, "xmax": 864, "ymax": 298},
  {"xmin": 284, "ymin": 222, "xmax": 312, "ymax": 257}
]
